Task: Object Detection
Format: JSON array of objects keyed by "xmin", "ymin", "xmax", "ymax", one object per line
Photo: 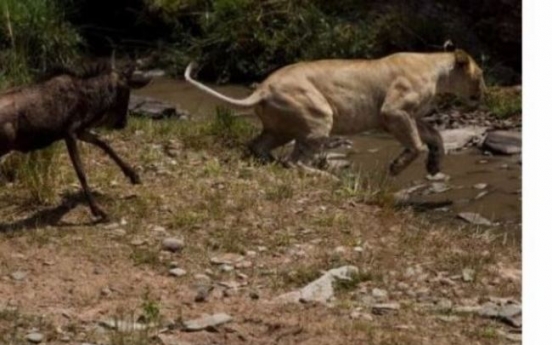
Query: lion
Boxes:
[{"xmin": 185, "ymin": 46, "xmax": 486, "ymax": 177}]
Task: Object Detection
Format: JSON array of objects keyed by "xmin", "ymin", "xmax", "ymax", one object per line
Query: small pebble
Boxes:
[
  {"xmin": 25, "ymin": 333, "xmax": 44, "ymax": 344},
  {"xmin": 169, "ymin": 268, "xmax": 187, "ymax": 277},
  {"xmin": 162, "ymin": 238, "xmax": 184, "ymax": 252}
]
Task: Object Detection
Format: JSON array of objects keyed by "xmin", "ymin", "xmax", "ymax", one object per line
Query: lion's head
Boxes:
[{"xmin": 447, "ymin": 49, "xmax": 487, "ymax": 104}]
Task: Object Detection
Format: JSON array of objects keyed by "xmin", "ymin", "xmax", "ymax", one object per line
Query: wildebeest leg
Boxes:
[
  {"xmin": 78, "ymin": 131, "xmax": 141, "ymax": 184},
  {"xmin": 65, "ymin": 136, "xmax": 108, "ymax": 220},
  {"xmin": 416, "ymin": 119, "xmax": 444, "ymax": 175},
  {"xmin": 248, "ymin": 130, "xmax": 292, "ymax": 164}
]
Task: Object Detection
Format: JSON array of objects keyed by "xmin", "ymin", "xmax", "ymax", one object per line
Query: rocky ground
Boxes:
[{"xmin": 0, "ymin": 112, "xmax": 521, "ymax": 345}]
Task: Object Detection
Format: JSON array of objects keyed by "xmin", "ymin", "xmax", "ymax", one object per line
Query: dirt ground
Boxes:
[{"xmin": 0, "ymin": 117, "xmax": 521, "ymax": 345}]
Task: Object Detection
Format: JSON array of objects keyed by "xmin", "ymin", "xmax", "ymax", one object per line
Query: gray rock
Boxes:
[
  {"xmin": 478, "ymin": 302, "xmax": 522, "ymax": 328},
  {"xmin": 483, "ymin": 131, "xmax": 522, "ymax": 155},
  {"xmin": 169, "ymin": 268, "xmax": 187, "ymax": 277},
  {"xmin": 219, "ymin": 264, "xmax": 234, "ymax": 272},
  {"xmin": 457, "ymin": 212, "xmax": 493, "ymax": 226},
  {"xmin": 453, "ymin": 305, "xmax": 482, "ymax": 314},
  {"xmin": 25, "ymin": 332, "xmax": 44, "ymax": 343},
  {"xmin": 371, "ymin": 288, "xmax": 388, "ymax": 301},
  {"xmin": 473, "ymin": 183, "xmax": 488, "ymax": 190},
  {"xmin": 498, "ymin": 304, "xmax": 522, "ymax": 328},
  {"xmin": 162, "ymin": 238, "xmax": 184, "ymax": 252},
  {"xmin": 462, "ymin": 268, "xmax": 475, "ymax": 282},
  {"xmin": 129, "ymin": 95, "xmax": 189, "ymax": 120},
  {"xmin": 274, "ymin": 266, "xmax": 359, "ymax": 304},
  {"xmin": 428, "ymin": 182, "xmax": 450, "ymax": 194},
  {"xmin": 436, "ymin": 315, "xmax": 460, "ymax": 323},
  {"xmin": 326, "ymin": 159, "xmax": 351, "ymax": 171},
  {"xmin": 157, "ymin": 333, "xmax": 194, "ymax": 345},
  {"xmin": 210, "ymin": 253, "xmax": 244, "ymax": 265},
  {"xmin": 440, "ymin": 127, "xmax": 488, "ymax": 152},
  {"xmin": 195, "ymin": 285, "xmax": 214, "ymax": 302},
  {"xmin": 99, "ymin": 319, "xmax": 151, "ymax": 331},
  {"xmin": 182, "ymin": 313, "xmax": 232, "ymax": 332},
  {"xmin": 436, "ymin": 299, "xmax": 453, "ymax": 311},
  {"xmin": 393, "ymin": 184, "xmax": 426, "ymax": 201},
  {"xmin": 475, "ymin": 191, "xmax": 489, "ymax": 200},
  {"xmin": 10, "ymin": 271, "xmax": 27, "ymax": 281},
  {"xmin": 372, "ymin": 303, "xmax": 401, "ymax": 315}
]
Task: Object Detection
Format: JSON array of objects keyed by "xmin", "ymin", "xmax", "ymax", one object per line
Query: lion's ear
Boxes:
[
  {"xmin": 443, "ymin": 39, "xmax": 455, "ymax": 52},
  {"xmin": 454, "ymin": 49, "xmax": 470, "ymax": 67}
]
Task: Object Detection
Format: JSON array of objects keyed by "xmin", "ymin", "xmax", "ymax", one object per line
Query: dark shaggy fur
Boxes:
[{"xmin": 0, "ymin": 62, "xmax": 151, "ymax": 220}]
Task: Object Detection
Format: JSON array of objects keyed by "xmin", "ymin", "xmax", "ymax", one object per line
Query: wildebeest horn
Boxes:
[{"xmin": 443, "ymin": 40, "xmax": 455, "ymax": 52}]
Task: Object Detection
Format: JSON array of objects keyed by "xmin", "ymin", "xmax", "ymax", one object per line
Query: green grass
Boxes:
[{"xmin": 0, "ymin": 144, "xmax": 64, "ymax": 205}]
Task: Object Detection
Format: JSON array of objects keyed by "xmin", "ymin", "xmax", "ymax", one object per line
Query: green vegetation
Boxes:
[
  {"xmin": 484, "ymin": 86, "xmax": 522, "ymax": 119},
  {"xmin": 0, "ymin": 144, "xmax": 64, "ymax": 205},
  {"xmin": 0, "ymin": 0, "xmax": 81, "ymax": 204},
  {"xmin": 0, "ymin": 0, "xmax": 80, "ymax": 87}
]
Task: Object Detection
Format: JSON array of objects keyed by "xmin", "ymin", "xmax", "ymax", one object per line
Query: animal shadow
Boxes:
[{"xmin": 0, "ymin": 191, "xmax": 103, "ymax": 232}]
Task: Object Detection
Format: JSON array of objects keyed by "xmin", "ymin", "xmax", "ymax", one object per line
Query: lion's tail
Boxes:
[{"xmin": 185, "ymin": 62, "xmax": 262, "ymax": 108}]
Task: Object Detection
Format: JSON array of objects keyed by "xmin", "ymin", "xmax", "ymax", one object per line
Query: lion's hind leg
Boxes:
[{"xmin": 247, "ymin": 130, "xmax": 293, "ymax": 164}]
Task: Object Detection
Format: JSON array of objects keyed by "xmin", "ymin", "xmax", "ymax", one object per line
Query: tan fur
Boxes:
[{"xmin": 185, "ymin": 49, "xmax": 486, "ymax": 175}]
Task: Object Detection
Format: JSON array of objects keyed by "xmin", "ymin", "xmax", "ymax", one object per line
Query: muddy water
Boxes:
[{"xmin": 137, "ymin": 78, "xmax": 521, "ymax": 231}]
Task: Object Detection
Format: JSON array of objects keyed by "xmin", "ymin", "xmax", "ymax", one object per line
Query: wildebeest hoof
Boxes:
[
  {"xmin": 129, "ymin": 172, "xmax": 141, "ymax": 185},
  {"xmin": 91, "ymin": 207, "xmax": 109, "ymax": 221},
  {"xmin": 389, "ymin": 163, "xmax": 401, "ymax": 176}
]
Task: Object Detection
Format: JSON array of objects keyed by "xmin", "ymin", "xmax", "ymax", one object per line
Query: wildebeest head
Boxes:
[{"xmin": 103, "ymin": 62, "xmax": 152, "ymax": 129}]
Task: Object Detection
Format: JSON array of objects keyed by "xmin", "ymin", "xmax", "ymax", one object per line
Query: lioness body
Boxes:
[{"xmin": 186, "ymin": 50, "xmax": 485, "ymax": 175}]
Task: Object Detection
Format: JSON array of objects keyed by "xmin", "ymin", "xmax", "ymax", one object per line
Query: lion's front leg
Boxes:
[{"xmin": 381, "ymin": 78, "xmax": 426, "ymax": 176}]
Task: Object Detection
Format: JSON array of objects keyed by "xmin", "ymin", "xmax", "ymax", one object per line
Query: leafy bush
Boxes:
[{"xmin": 0, "ymin": 0, "xmax": 81, "ymax": 86}]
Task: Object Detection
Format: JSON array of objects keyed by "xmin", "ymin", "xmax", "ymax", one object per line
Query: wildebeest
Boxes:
[{"xmin": 0, "ymin": 61, "xmax": 152, "ymax": 220}]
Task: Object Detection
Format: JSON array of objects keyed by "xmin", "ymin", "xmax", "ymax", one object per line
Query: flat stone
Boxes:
[
  {"xmin": 210, "ymin": 253, "xmax": 244, "ymax": 265},
  {"xmin": 475, "ymin": 191, "xmax": 489, "ymax": 200},
  {"xmin": 453, "ymin": 305, "xmax": 482, "ymax": 314},
  {"xmin": 195, "ymin": 285, "xmax": 214, "ymax": 302},
  {"xmin": 235, "ymin": 260, "xmax": 253, "ymax": 269},
  {"xmin": 436, "ymin": 315, "xmax": 460, "ymax": 323},
  {"xmin": 462, "ymin": 268, "xmax": 475, "ymax": 282},
  {"xmin": 129, "ymin": 95, "xmax": 188, "ymax": 120},
  {"xmin": 219, "ymin": 264, "xmax": 234, "ymax": 272},
  {"xmin": 99, "ymin": 319, "xmax": 150, "ymax": 331},
  {"xmin": 436, "ymin": 298, "xmax": 453, "ymax": 311},
  {"xmin": 428, "ymin": 182, "xmax": 450, "ymax": 194},
  {"xmin": 457, "ymin": 212, "xmax": 493, "ymax": 226},
  {"xmin": 10, "ymin": 271, "xmax": 27, "ymax": 281},
  {"xmin": 483, "ymin": 131, "xmax": 521, "ymax": 155},
  {"xmin": 162, "ymin": 238, "xmax": 184, "ymax": 252},
  {"xmin": 274, "ymin": 266, "xmax": 359, "ymax": 304},
  {"xmin": 473, "ymin": 183, "xmax": 488, "ymax": 190},
  {"xmin": 371, "ymin": 288, "xmax": 388, "ymax": 301},
  {"xmin": 182, "ymin": 313, "xmax": 232, "ymax": 332},
  {"xmin": 157, "ymin": 333, "xmax": 194, "ymax": 345},
  {"xmin": 25, "ymin": 333, "xmax": 44, "ymax": 343},
  {"xmin": 169, "ymin": 268, "xmax": 187, "ymax": 277},
  {"xmin": 440, "ymin": 127, "xmax": 488, "ymax": 152},
  {"xmin": 372, "ymin": 302, "xmax": 400, "ymax": 315}
]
